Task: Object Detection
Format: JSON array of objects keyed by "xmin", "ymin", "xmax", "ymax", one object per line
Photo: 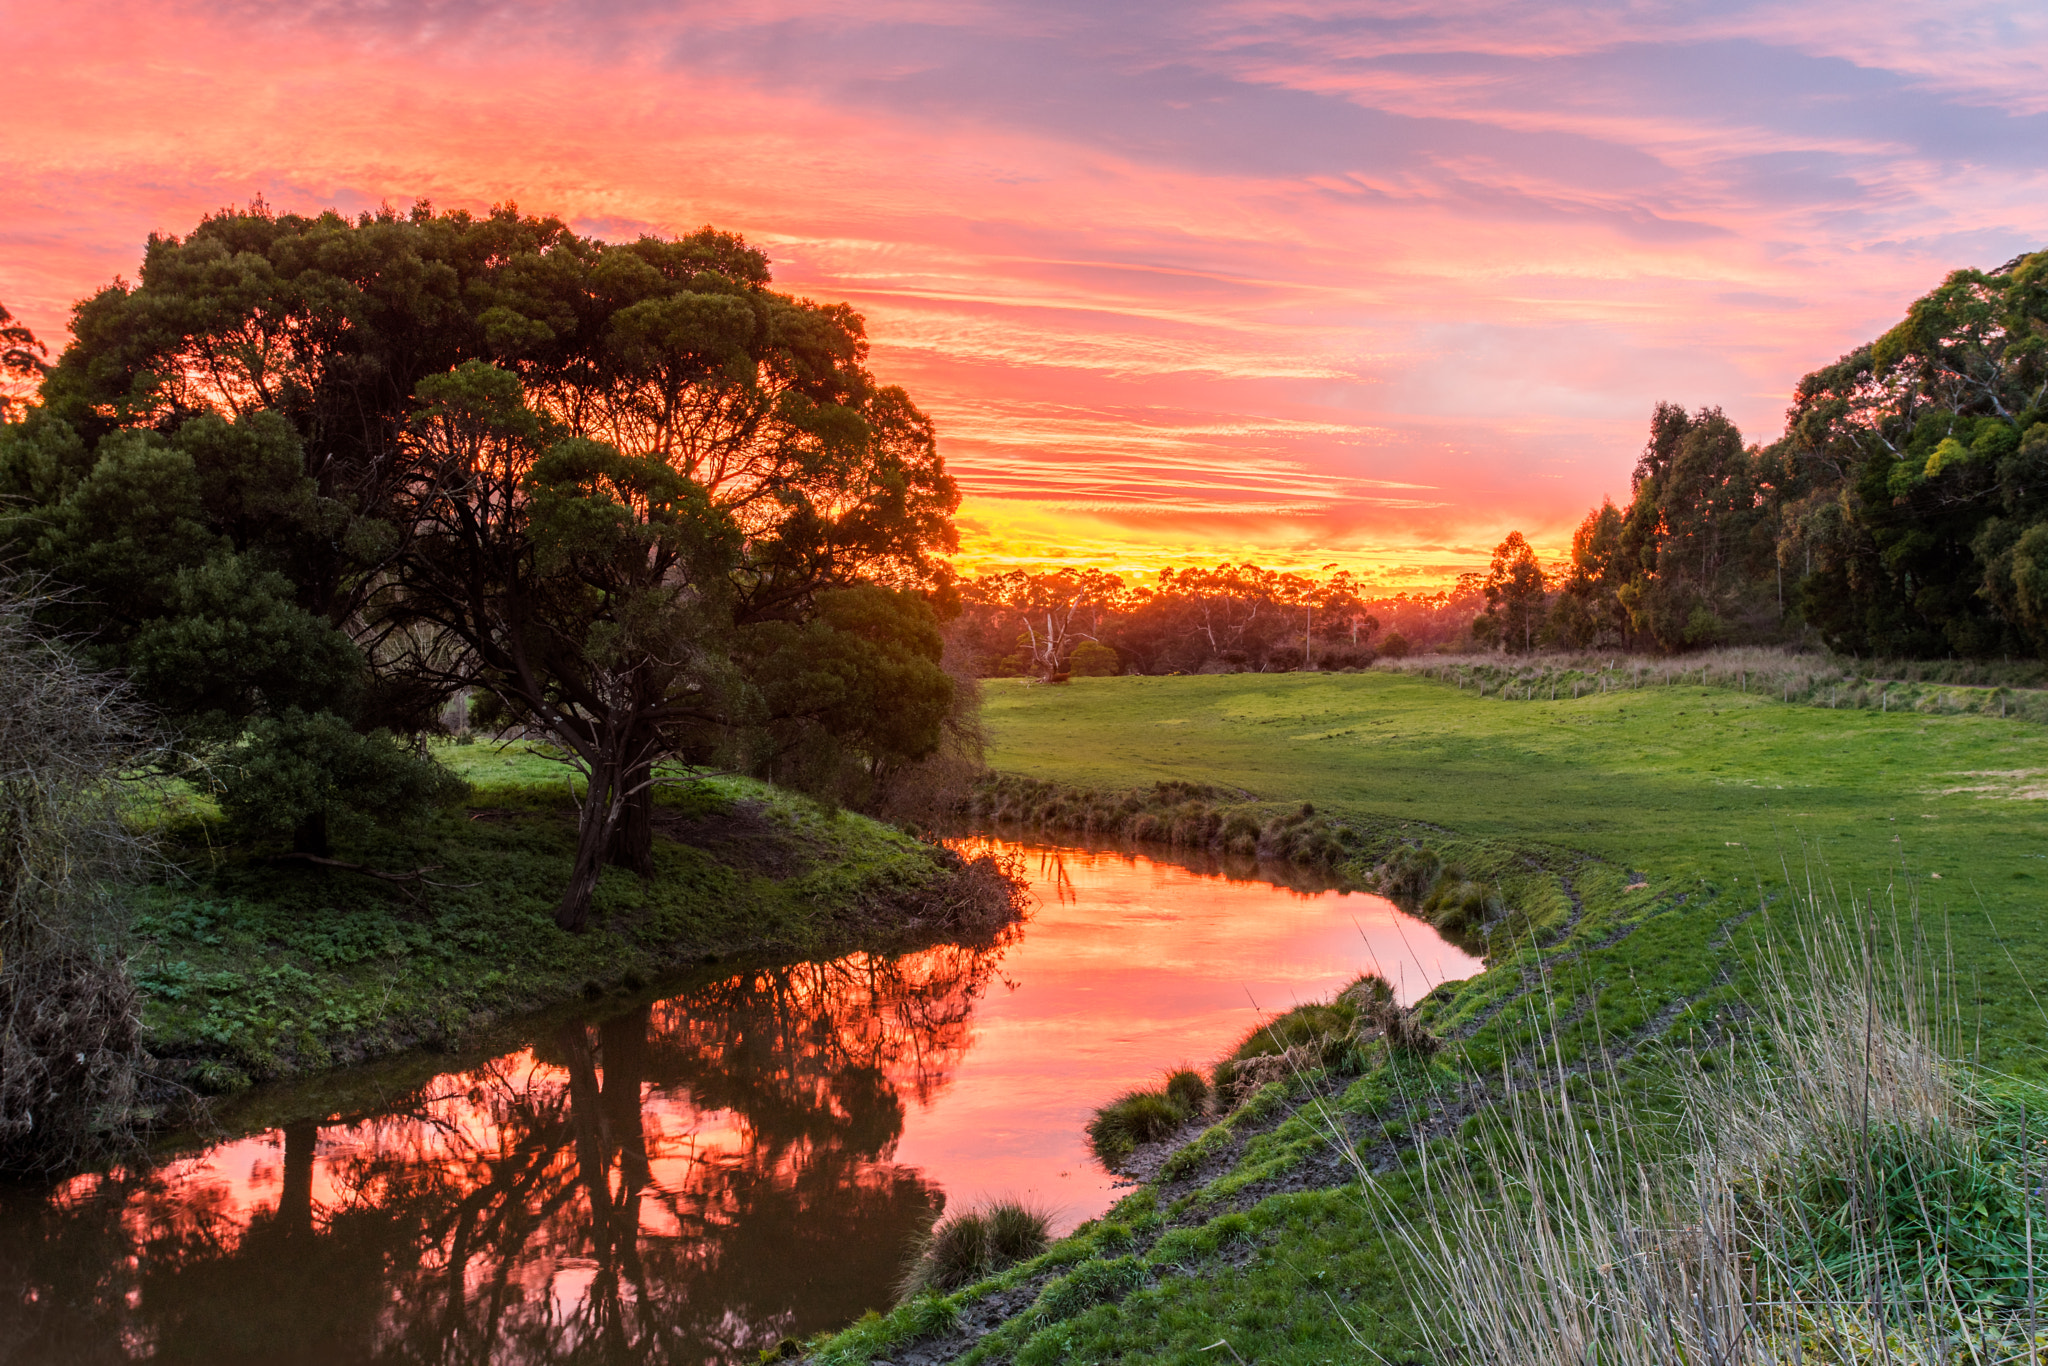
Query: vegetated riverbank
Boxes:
[
  {"xmin": 135, "ymin": 744, "xmax": 1022, "ymax": 1097},
  {"xmin": 1378, "ymin": 645, "xmax": 2048, "ymax": 721},
  {"xmin": 805, "ymin": 667, "xmax": 2048, "ymax": 1365}
]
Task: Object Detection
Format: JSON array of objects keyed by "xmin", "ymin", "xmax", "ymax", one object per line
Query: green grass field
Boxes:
[{"xmin": 809, "ymin": 668, "xmax": 2048, "ymax": 1366}]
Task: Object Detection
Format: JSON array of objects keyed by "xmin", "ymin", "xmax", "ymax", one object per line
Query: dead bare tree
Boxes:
[{"xmin": 0, "ymin": 577, "xmax": 161, "ymax": 1173}]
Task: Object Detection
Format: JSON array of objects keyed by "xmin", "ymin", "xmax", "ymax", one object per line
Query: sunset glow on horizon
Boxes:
[{"xmin": 6, "ymin": 1, "xmax": 2046, "ymax": 585}]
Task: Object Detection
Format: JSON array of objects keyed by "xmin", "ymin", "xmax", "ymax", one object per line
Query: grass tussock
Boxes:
[
  {"xmin": 1352, "ymin": 889, "xmax": 2048, "ymax": 1366},
  {"xmin": 898, "ymin": 1199, "xmax": 1052, "ymax": 1300},
  {"xmin": 1088, "ymin": 1068, "xmax": 1213, "ymax": 1165}
]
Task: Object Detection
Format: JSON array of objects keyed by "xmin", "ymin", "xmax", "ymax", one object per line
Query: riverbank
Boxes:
[
  {"xmin": 806, "ymin": 667, "xmax": 2048, "ymax": 1364},
  {"xmin": 136, "ymin": 746, "xmax": 1020, "ymax": 1095}
]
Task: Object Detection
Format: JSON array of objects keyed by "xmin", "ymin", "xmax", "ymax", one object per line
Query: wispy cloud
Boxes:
[{"xmin": 3, "ymin": 0, "xmax": 2042, "ymax": 578}]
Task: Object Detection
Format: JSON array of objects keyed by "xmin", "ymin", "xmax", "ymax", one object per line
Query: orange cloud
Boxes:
[{"xmin": 4, "ymin": 0, "xmax": 2044, "ymax": 583}]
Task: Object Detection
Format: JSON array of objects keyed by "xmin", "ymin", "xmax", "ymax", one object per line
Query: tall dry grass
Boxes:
[{"xmin": 1346, "ymin": 881, "xmax": 2048, "ymax": 1365}]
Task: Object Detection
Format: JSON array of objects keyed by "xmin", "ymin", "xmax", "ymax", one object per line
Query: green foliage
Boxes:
[
  {"xmin": 1, "ymin": 204, "xmax": 966, "ymax": 925},
  {"xmin": 1757, "ymin": 1110, "xmax": 2048, "ymax": 1309},
  {"xmin": 1557, "ymin": 249, "xmax": 2048, "ymax": 659},
  {"xmin": 745, "ymin": 585, "xmax": 956, "ymax": 805},
  {"xmin": 1068, "ymin": 641, "xmax": 1120, "ymax": 676},
  {"xmin": 216, "ymin": 711, "xmax": 469, "ymax": 848}
]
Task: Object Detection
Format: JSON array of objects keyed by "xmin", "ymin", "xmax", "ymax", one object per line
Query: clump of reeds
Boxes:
[
  {"xmin": 898, "ymin": 1199, "xmax": 1052, "ymax": 1300},
  {"xmin": 1347, "ymin": 884, "xmax": 2048, "ymax": 1366},
  {"xmin": 1087, "ymin": 1067, "xmax": 1212, "ymax": 1165}
]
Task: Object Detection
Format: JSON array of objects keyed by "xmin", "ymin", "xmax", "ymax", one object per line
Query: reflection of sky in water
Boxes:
[
  {"xmin": 6, "ymin": 838, "xmax": 1479, "ymax": 1364},
  {"xmin": 900, "ymin": 838, "xmax": 1483, "ymax": 1225}
]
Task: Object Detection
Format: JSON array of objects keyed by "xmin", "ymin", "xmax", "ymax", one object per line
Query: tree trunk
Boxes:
[
  {"xmin": 556, "ymin": 767, "xmax": 625, "ymax": 932},
  {"xmin": 599, "ymin": 1006, "xmax": 652, "ymax": 1192},
  {"xmin": 559, "ymin": 1023, "xmax": 614, "ymax": 1229},
  {"xmin": 605, "ymin": 759, "xmax": 655, "ymax": 877},
  {"xmin": 279, "ymin": 1118, "xmax": 318, "ymax": 1238},
  {"xmin": 292, "ymin": 811, "xmax": 331, "ymax": 858}
]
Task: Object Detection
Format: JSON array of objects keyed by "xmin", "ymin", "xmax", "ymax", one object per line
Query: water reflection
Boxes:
[
  {"xmin": 2, "ymin": 943, "xmax": 1006, "ymax": 1365},
  {"xmin": 0, "ymin": 838, "xmax": 1483, "ymax": 1365}
]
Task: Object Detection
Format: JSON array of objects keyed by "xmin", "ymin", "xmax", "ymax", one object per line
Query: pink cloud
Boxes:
[{"xmin": 3, "ymin": 0, "xmax": 2042, "ymax": 577}]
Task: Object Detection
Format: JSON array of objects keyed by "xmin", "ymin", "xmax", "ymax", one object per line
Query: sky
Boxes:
[{"xmin": 4, "ymin": 1, "xmax": 2046, "ymax": 587}]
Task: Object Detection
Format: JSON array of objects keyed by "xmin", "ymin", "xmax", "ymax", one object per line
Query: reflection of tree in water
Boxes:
[{"xmin": 0, "ymin": 936, "xmax": 1011, "ymax": 1366}]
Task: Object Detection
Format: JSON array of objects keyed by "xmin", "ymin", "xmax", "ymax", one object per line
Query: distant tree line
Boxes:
[
  {"xmin": 0, "ymin": 202, "xmax": 966, "ymax": 929},
  {"xmin": 951, "ymin": 565, "xmax": 1379, "ymax": 676}
]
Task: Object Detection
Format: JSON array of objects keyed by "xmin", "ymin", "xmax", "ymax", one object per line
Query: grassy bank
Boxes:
[
  {"xmin": 135, "ymin": 745, "xmax": 1009, "ymax": 1093},
  {"xmin": 807, "ymin": 666, "xmax": 2048, "ymax": 1365}
]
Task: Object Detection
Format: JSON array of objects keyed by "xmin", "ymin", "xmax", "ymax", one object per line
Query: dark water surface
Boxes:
[{"xmin": 2, "ymin": 837, "xmax": 1481, "ymax": 1364}]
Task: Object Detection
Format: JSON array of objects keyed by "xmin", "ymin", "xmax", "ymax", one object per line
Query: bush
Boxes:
[
  {"xmin": 1067, "ymin": 641, "xmax": 1120, "ymax": 676},
  {"xmin": 0, "ymin": 579, "xmax": 159, "ymax": 1172},
  {"xmin": 219, "ymin": 709, "xmax": 469, "ymax": 853},
  {"xmin": 899, "ymin": 1199, "xmax": 1052, "ymax": 1299}
]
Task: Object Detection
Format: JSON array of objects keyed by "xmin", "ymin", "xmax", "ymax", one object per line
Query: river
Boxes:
[{"xmin": 0, "ymin": 836, "xmax": 1482, "ymax": 1364}]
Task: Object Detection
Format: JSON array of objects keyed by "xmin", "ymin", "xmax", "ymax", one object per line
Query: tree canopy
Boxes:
[
  {"xmin": 1544, "ymin": 247, "xmax": 2048, "ymax": 657},
  {"xmin": 0, "ymin": 203, "xmax": 963, "ymax": 929}
]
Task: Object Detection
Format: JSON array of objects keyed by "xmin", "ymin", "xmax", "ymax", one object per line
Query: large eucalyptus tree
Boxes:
[{"xmin": 0, "ymin": 203, "xmax": 961, "ymax": 928}]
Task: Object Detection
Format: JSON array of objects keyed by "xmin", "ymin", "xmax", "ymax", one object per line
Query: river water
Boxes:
[{"xmin": 1, "ymin": 836, "xmax": 1482, "ymax": 1364}]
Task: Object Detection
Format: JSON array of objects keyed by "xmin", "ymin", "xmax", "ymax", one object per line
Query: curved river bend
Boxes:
[{"xmin": 2, "ymin": 837, "xmax": 1482, "ymax": 1364}]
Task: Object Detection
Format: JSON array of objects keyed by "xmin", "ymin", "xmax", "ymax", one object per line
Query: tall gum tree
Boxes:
[
  {"xmin": 388, "ymin": 362, "xmax": 742, "ymax": 930},
  {"xmin": 2, "ymin": 204, "xmax": 960, "ymax": 927}
]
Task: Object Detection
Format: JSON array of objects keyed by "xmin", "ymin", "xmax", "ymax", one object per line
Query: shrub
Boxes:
[
  {"xmin": 1067, "ymin": 642, "xmax": 1120, "ymax": 676},
  {"xmin": 0, "ymin": 579, "xmax": 160, "ymax": 1173},
  {"xmin": 898, "ymin": 1199, "xmax": 1052, "ymax": 1299}
]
